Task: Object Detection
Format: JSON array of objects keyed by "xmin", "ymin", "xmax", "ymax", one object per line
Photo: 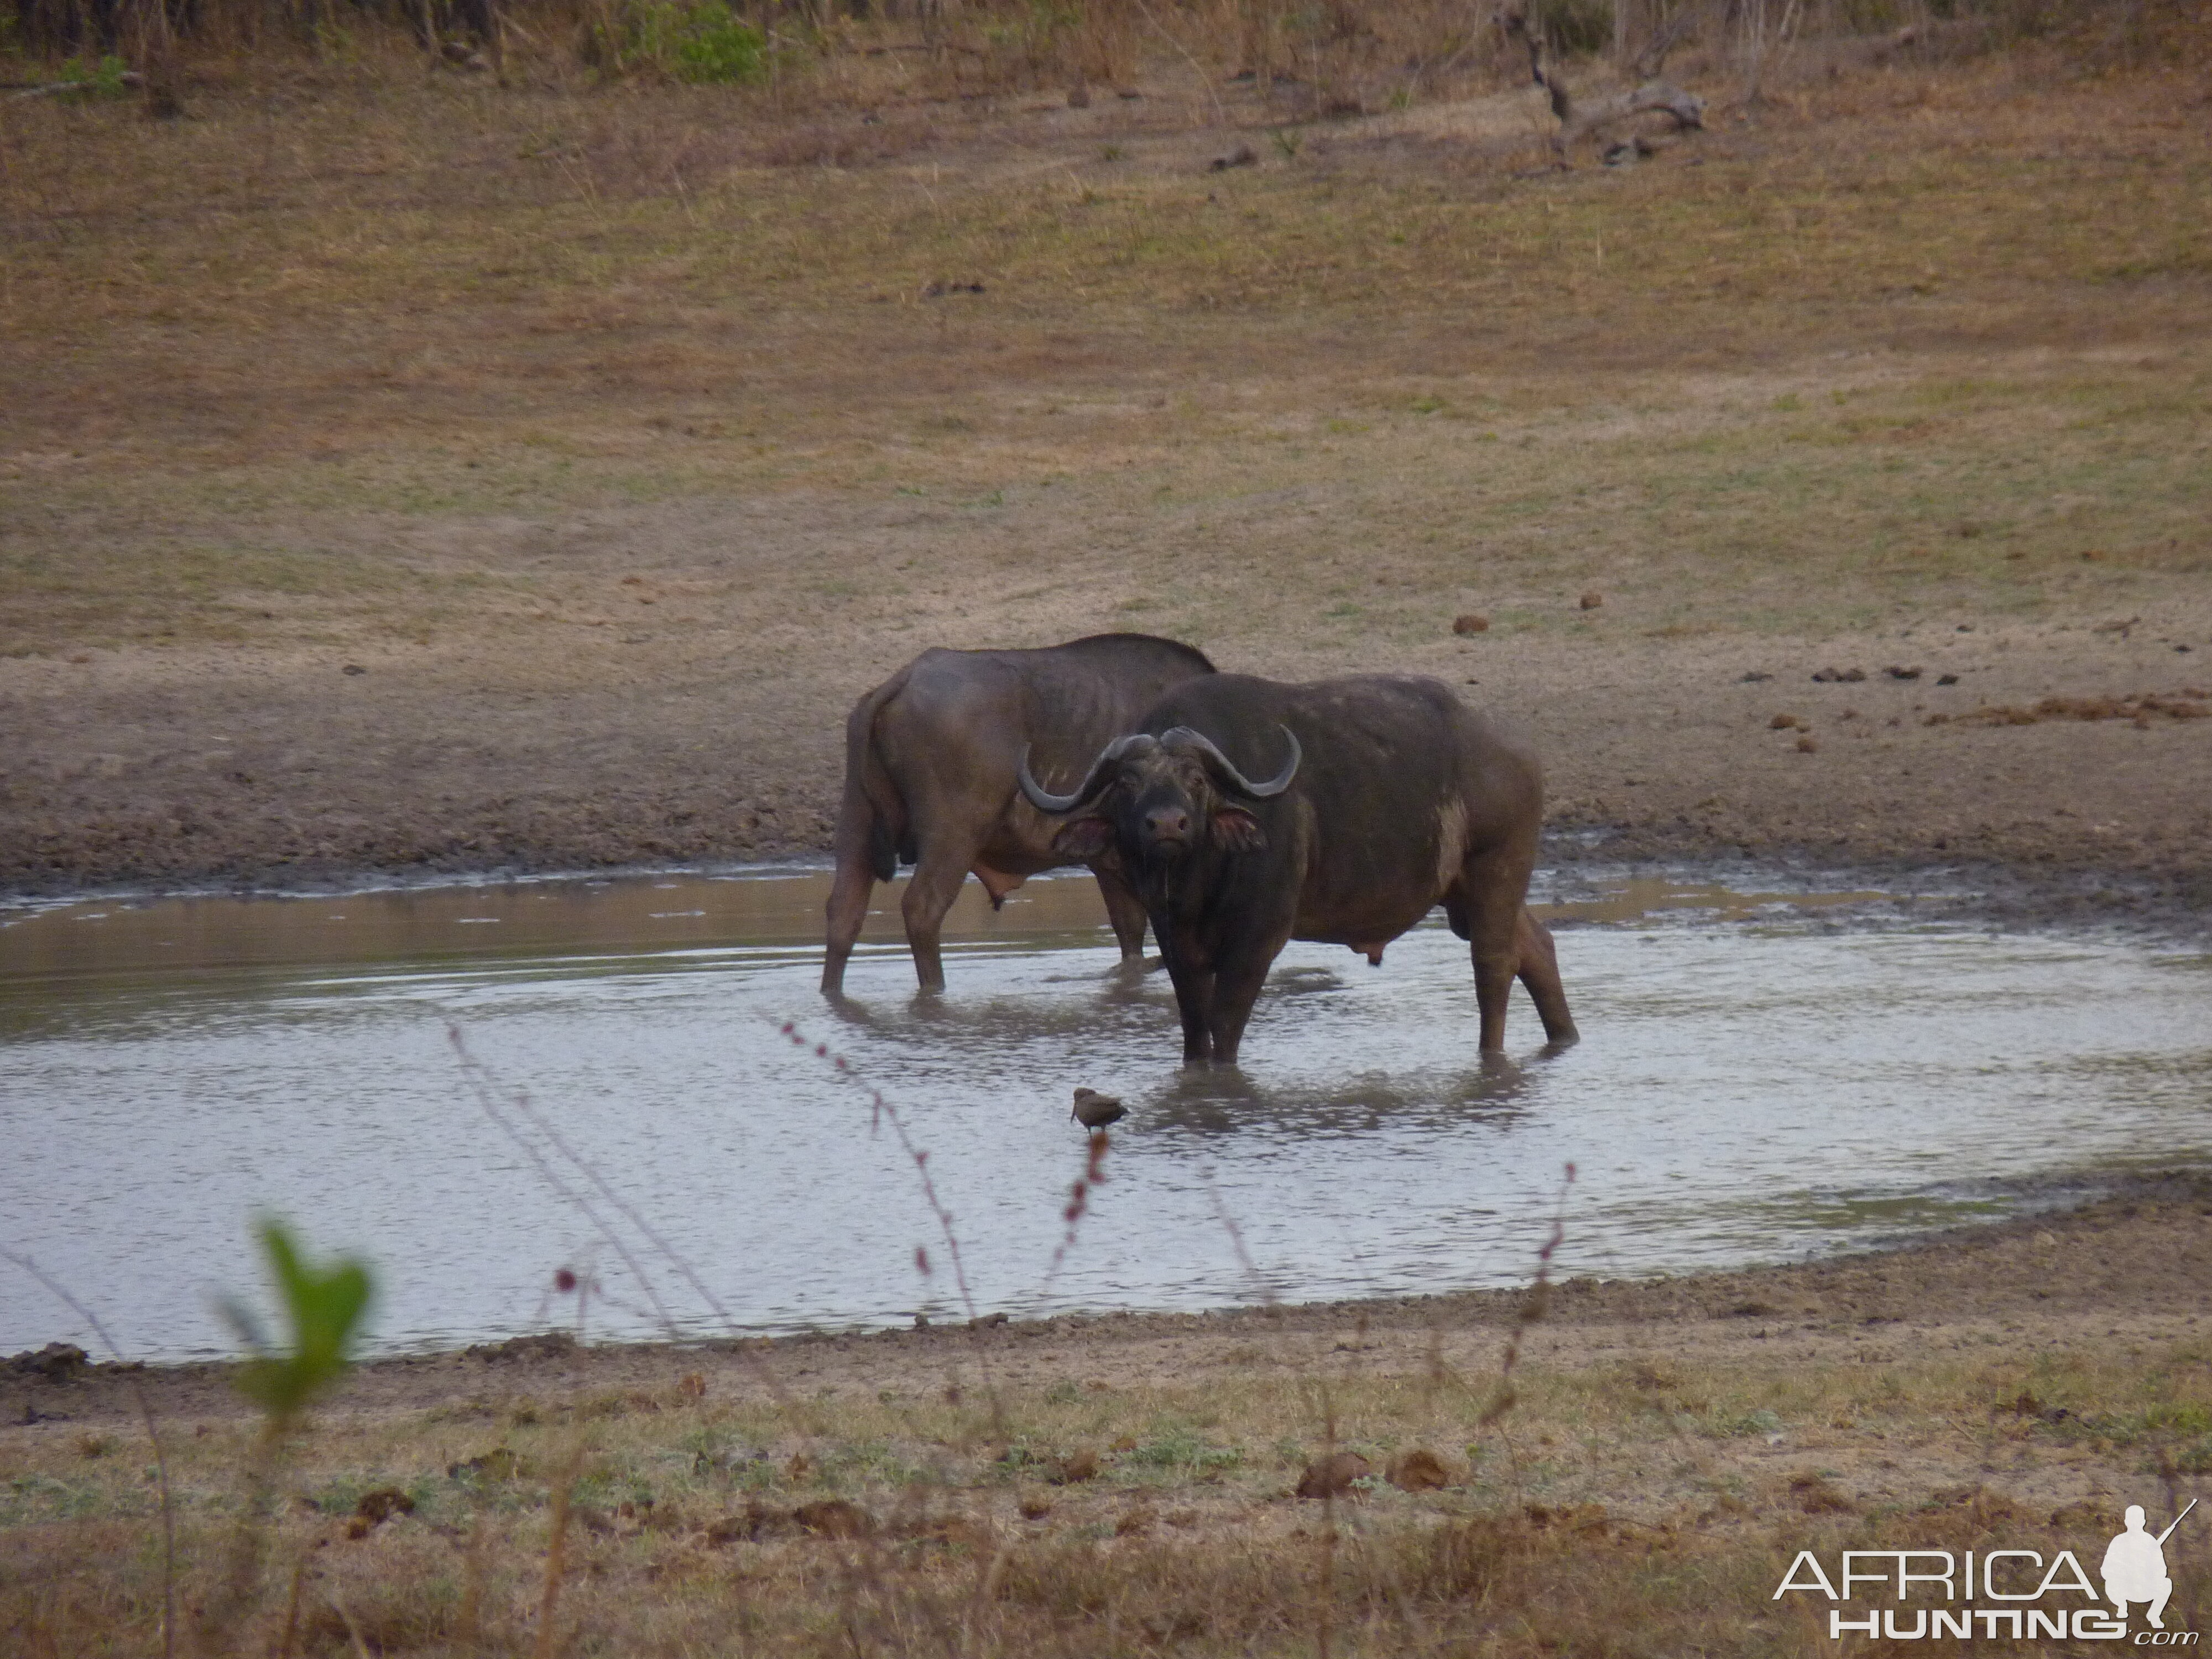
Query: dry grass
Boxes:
[
  {"xmin": 3, "ymin": 36, "xmax": 2210, "ymax": 665},
  {"xmin": 9, "ymin": 1326, "xmax": 2212, "ymax": 1654}
]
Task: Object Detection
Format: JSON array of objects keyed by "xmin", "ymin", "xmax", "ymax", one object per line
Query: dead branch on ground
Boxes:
[{"xmin": 1496, "ymin": 2, "xmax": 1705, "ymax": 165}]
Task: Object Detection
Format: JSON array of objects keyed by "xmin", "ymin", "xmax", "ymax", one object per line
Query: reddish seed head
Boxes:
[
  {"xmin": 914, "ymin": 1246, "xmax": 932, "ymax": 1277},
  {"xmin": 555, "ymin": 1268, "xmax": 578, "ymax": 1293},
  {"xmin": 816, "ymin": 1043, "xmax": 827, "ymax": 1057}
]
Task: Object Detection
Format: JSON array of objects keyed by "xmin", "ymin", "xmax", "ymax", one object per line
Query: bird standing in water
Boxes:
[{"xmin": 1071, "ymin": 1087, "xmax": 1126, "ymax": 1130}]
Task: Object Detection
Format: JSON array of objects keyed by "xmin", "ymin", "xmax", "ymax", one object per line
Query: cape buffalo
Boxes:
[
  {"xmin": 822, "ymin": 634, "xmax": 1217, "ymax": 994},
  {"xmin": 1016, "ymin": 672, "xmax": 1578, "ymax": 1065}
]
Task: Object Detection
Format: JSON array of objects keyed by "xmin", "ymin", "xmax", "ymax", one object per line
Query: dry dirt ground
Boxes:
[
  {"xmin": 16, "ymin": 1176, "xmax": 2212, "ymax": 1536},
  {"xmin": 2, "ymin": 49, "xmax": 2210, "ymax": 919}
]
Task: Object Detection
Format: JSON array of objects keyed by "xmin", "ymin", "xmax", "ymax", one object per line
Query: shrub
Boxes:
[{"xmin": 635, "ymin": 0, "xmax": 769, "ymax": 84}]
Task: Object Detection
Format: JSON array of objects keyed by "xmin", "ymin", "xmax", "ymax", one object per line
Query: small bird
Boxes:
[{"xmin": 1071, "ymin": 1087, "xmax": 1127, "ymax": 1130}]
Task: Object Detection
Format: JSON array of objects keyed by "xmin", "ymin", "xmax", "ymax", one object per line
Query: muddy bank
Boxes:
[
  {"xmin": 16, "ymin": 1172, "xmax": 2211, "ymax": 1432},
  {"xmin": 5, "ymin": 619, "xmax": 2210, "ymax": 932}
]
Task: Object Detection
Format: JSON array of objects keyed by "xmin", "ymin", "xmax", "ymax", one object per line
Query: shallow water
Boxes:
[{"xmin": 3, "ymin": 868, "xmax": 2208, "ymax": 1362}]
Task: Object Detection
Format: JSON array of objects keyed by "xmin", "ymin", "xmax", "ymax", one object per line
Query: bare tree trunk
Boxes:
[
  {"xmin": 1741, "ymin": 0, "xmax": 1802, "ymax": 106},
  {"xmin": 130, "ymin": 0, "xmax": 183, "ymax": 117}
]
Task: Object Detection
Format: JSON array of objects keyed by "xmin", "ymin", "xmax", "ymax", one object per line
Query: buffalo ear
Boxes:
[
  {"xmin": 1212, "ymin": 807, "xmax": 1266, "ymax": 853},
  {"xmin": 1052, "ymin": 816, "xmax": 1114, "ymax": 859}
]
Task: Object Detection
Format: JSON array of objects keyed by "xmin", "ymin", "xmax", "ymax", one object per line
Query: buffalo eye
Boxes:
[{"xmin": 1212, "ymin": 808, "xmax": 1265, "ymax": 852}]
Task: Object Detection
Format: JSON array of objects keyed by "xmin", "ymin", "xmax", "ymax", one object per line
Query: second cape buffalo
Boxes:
[
  {"xmin": 1016, "ymin": 673, "xmax": 1578, "ymax": 1065},
  {"xmin": 823, "ymin": 633, "xmax": 1216, "ymax": 994}
]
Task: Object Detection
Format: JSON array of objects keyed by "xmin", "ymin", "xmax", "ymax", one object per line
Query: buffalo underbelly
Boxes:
[
  {"xmin": 1292, "ymin": 895, "xmax": 1439, "ymax": 948},
  {"xmin": 975, "ymin": 827, "xmax": 1071, "ymax": 876}
]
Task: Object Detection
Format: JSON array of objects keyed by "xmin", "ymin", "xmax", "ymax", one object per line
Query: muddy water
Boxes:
[{"xmin": 3, "ymin": 868, "xmax": 2209, "ymax": 1361}]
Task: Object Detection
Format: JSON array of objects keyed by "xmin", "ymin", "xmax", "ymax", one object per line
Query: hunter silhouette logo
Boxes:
[
  {"xmin": 1773, "ymin": 1499, "xmax": 2200, "ymax": 1642},
  {"xmin": 2105, "ymin": 1501, "xmax": 2195, "ymax": 1631}
]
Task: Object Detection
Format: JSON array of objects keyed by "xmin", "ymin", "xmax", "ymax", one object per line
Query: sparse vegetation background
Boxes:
[
  {"xmin": 4, "ymin": 1, "xmax": 2212, "ymax": 1644},
  {"xmin": 3, "ymin": 0, "xmax": 2207, "ymax": 135},
  {"xmin": 3, "ymin": 0, "xmax": 2209, "ymax": 896}
]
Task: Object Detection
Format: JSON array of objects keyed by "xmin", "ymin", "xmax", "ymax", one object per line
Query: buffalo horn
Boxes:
[
  {"xmin": 1016, "ymin": 733, "xmax": 1159, "ymax": 815},
  {"xmin": 1160, "ymin": 724, "xmax": 1302, "ymax": 799}
]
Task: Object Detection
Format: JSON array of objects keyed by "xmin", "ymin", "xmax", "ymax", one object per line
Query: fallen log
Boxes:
[
  {"xmin": 1495, "ymin": 3, "xmax": 1704, "ymax": 165},
  {"xmin": 7, "ymin": 69, "xmax": 143, "ymax": 101}
]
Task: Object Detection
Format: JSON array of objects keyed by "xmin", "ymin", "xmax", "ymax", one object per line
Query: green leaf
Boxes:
[{"xmin": 228, "ymin": 1217, "xmax": 374, "ymax": 1428}]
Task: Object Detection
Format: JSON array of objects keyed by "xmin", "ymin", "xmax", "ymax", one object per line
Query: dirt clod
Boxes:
[
  {"xmin": 5, "ymin": 1343, "xmax": 90, "ymax": 1382},
  {"xmin": 464, "ymin": 1331, "xmax": 575, "ymax": 1364},
  {"xmin": 1789, "ymin": 1473, "xmax": 1856, "ymax": 1515},
  {"xmin": 1051, "ymin": 1448, "xmax": 1101, "ymax": 1484},
  {"xmin": 1387, "ymin": 1449, "xmax": 1453, "ymax": 1491},
  {"xmin": 353, "ymin": 1487, "xmax": 416, "ymax": 1526},
  {"xmin": 1114, "ymin": 1504, "xmax": 1156, "ymax": 1536},
  {"xmin": 794, "ymin": 1499, "xmax": 875, "ymax": 1538},
  {"xmin": 446, "ymin": 1448, "xmax": 523, "ymax": 1481},
  {"xmin": 1295, "ymin": 1452, "xmax": 1371, "ymax": 1499}
]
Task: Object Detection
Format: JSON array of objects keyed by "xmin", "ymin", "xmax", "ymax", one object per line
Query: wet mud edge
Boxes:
[{"xmin": 17, "ymin": 1170, "xmax": 2212, "ymax": 1426}]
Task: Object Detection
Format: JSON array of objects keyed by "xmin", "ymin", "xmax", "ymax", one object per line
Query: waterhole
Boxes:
[{"xmin": 3, "ymin": 867, "xmax": 2208, "ymax": 1360}]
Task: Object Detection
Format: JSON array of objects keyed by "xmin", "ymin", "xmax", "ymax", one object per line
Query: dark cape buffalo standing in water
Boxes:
[
  {"xmin": 822, "ymin": 634, "xmax": 1217, "ymax": 994},
  {"xmin": 1017, "ymin": 672, "xmax": 1578, "ymax": 1065}
]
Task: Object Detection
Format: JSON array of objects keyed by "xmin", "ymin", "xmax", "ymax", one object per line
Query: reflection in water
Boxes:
[
  {"xmin": 2, "ymin": 867, "xmax": 2209, "ymax": 1360},
  {"xmin": 1147, "ymin": 1051, "xmax": 1536, "ymax": 1138}
]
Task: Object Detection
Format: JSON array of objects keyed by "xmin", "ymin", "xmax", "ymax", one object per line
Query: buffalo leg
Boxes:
[
  {"xmin": 1459, "ymin": 849, "xmax": 1538, "ymax": 1052},
  {"xmin": 1203, "ymin": 917, "xmax": 1294, "ymax": 1065},
  {"xmin": 1093, "ymin": 864, "xmax": 1149, "ymax": 961},
  {"xmin": 1514, "ymin": 906, "xmax": 1578, "ymax": 1044},
  {"xmin": 1204, "ymin": 957, "xmax": 1270, "ymax": 1066},
  {"xmin": 1470, "ymin": 925, "xmax": 1518, "ymax": 1051},
  {"xmin": 1159, "ymin": 933, "xmax": 1216, "ymax": 1063},
  {"xmin": 900, "ymin": 837, "xmax": 981, "ymax": 993},
  {"xmin": 821, "ymin": 857, "xmax": 874, "ymax": 994}
]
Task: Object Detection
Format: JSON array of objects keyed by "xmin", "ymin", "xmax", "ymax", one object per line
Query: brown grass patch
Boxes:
[
  {"xmin": 4, "ymin": 33, "xmax": 2211, "ymax": 662},
  {"xmin": 1933, "ymin": 690, "xmax": 2212, "ymax": 726}
]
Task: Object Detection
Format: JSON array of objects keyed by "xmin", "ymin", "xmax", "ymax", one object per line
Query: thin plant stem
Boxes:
[
  {"xmin": 1, "ymin": 1250, "xmax": 176, "ymax": 1659},
  {"xmin": 458, "ymin": 1509, "xmax": 487, "ymax": 1649},
  {"xmin": 533, "ymin": 1439, "xmax": 586, "ymax": 1659},
  {"xmin": 778, "ymin": 1019, "xmax": 1007, "ymax": 1432},
  {"xmin": 275, "ymin": 1556, "xmax": 306, "ymax": 1659},
  {"xmin": 447, "ymin": 1025, "xmax": 684, "ymax": 1338},
  {"xmin": 1318, "ymin": 1383, "xmax": 1337, "ymax": 1659},
  {"xmin": 1034, "ymin": 1128, "xmax": 1112, "ymax": 1302}
]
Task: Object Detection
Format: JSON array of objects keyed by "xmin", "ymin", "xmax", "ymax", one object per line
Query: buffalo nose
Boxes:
[{"xmin": 1145, "ymin": 807, "xmax": 1190, "ymax": 839}]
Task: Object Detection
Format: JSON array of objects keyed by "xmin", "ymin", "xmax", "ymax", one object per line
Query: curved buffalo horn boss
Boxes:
[
  {"xmin": 1016, "ymin": 733, "xmax": 1158, "ymax": 814},
  {"xmin": 1160, "ymin": 724, "xmax": 1302, "ymax": 799}
]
